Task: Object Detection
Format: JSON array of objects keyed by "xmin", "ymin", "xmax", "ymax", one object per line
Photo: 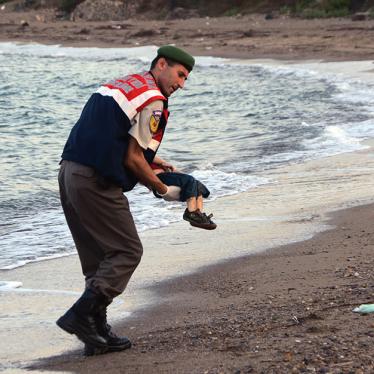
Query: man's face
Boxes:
[{"xmin": 157, "ymin": 59, "xmax": 189, "ymax": 97}]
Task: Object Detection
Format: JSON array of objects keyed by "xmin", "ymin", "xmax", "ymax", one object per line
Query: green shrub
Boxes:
[
  {"xmin": 293, "ymin": 0, "xmax": 351, "ymax": 18},
  {"xmin": 301, "ymin": 8, "xmax": 327, "ymax": 18},
  {"xmin": 223, "ymin": 7, "xmax": 240, "ymax": 16},
  {"xmin": 294, "ymin": 0, "xmax": 317, "ymax": 14},
  {"xmin": 323, "ymin": 0, "xmax": 350, "ymax": 12},
  {"xmin": 280, "ymin": 5, "xmax": 291, "ymax": 15},
  {"xmin": 326, "ymin": 7, "xmax": 350, "ymax": 16}
]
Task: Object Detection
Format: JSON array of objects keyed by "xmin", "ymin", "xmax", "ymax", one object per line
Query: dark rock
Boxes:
[
  {"xmin": 351, "ymin": 12, "xmax": 369, "ymax": 21},
  {"xmin": 243, "ymin": 30, "xmax": 254, "ymax": 37},
  {"xmin": 55, "ymin": 10, "xmax": 68, "ymax": 19},
  {"xmin": 131, "ymin": 29, "xmax": 158, "ymax": 37},
  {"xmin": 166, "ymin": 7, "xmax": 199, "ymax": 20},
  {"xmin": 77, "ymin": 27, "xmax": 90, "ymax": 34}
]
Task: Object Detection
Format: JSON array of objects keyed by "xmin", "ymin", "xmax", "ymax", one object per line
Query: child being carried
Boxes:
[{"xmin": 151, "ymin": 156, "xmax": 216, "ymax": 230}]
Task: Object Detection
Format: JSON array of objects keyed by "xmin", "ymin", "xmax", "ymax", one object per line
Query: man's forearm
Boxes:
[
  {"xmin": 125, "ymin": 155, "xmax": 167, "ymax": 194},
  {"xmin": 152, "ymin": 155, "xmax": 175, "ymax": 172},
  {"xmin": 152, "ymin": 155, "xmax": 165, "ymax": 165}
]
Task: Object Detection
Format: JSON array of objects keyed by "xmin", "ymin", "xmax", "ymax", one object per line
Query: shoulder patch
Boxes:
[{"xmin": 149, "ymin": 110, "xmax": 162, "ymax": 134}]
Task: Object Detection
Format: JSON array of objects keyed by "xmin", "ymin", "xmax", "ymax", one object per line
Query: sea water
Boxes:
[{"xmin": 1, "ymin": 43, "xmax": 374, "ymax": 270}]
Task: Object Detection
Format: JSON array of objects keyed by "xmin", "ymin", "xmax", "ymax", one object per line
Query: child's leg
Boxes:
[
  {"xmin": 196, "ymin": 195, "xmax": 203, "ymax": 211},
  {"xmin": 187, "ymin": 197, "xmax": 197, "ymax": 212}
]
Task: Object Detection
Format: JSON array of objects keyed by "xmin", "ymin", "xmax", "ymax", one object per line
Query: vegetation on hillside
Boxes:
[
  {"xmin": 2, "ymin": 0, "xmax": 374, "ymax": 18},
  {"xmin": 281, "ymin": 0, "xmax": 369, "ymax": 18}
]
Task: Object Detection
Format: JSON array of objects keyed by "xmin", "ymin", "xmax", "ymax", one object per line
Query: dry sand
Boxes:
[{"xmin": 1, "ymin": 9, "xmax": 374, "ymax": 61}]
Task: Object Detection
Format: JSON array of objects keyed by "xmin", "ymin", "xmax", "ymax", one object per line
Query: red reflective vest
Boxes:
[
  {"xmin": 98, "ymin": 71, "xmax": 166, "ymax": 119},
  {"xmin": 61, "ymin": 71, "xmax": 169, "ymax": 191}
]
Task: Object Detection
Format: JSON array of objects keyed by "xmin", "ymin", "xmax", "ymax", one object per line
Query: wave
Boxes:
[
  {"xmin": 0, "ymin": 251, "xmax": 75, "ymax": 270},
  {"xmin": 1, "ymin": 43, "xmax": 374, "ymax": 271},
  {"xmin": 0, "ymin": 42, "xmax": 158, "ymax": 60},
  {"xmin": 302, "ymin": 124, "xmax": 368, "ymax": 155},
  {"xmin": 0, "ymin": 42, "xmax": 229, "ymax": 66},
  {"xmin": 0, "ymin": 281, "xmax": 23, "ymax": 290}
]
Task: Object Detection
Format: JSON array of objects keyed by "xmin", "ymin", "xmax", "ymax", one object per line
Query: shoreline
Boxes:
[
  {"xmin": 1, "ymin": 138, "xmax": 374, "ymax": 371},
  {"xmin": 2, "ymin": 136, "xmax": 374, "ymax": 272},
  {"xmin": 29, "ymin": 202, "xmax": 374, "ymax": 373}
]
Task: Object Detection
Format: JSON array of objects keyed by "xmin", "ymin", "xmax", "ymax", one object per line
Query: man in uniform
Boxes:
[{"xmin": 56, "ymin": 46, "xmax": 195, "ymax": 355}]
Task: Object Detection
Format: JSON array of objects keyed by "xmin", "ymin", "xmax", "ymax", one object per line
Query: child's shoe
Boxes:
[{"xmin": 183, "ymin": 209, "xmax": 217, "ymax": 230}]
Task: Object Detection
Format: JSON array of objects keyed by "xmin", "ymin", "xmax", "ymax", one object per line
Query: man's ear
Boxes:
[{"xmin": 158, "ymin": 57, "xmax": 167, "ymax": 70}]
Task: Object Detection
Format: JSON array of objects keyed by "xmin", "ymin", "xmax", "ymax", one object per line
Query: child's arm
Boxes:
[{"xmin": 153, "ymin": 155, "xmax": 177, "ymax": 172}]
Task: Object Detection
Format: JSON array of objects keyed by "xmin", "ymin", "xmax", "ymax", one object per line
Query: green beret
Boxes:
[{"xmin": 157, "ymin": 45, "xmax": 195, "ymax": 72}]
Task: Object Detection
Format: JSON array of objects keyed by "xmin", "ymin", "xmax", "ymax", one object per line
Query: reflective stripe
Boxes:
[
  {"xmin": 131, "ymin": 90, "xmax": 165, "ymax": 112},
  {"xmin": 97, "ymin": 87, "xmax": 165, "ymax": 120},
  {"xmin": 96, "ymin": 86, "xmax": 136, "ymax": 119}
]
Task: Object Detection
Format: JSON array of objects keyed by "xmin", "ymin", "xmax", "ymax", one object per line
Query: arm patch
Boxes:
[{"xmin": 150, "ymin": 110, "xmax": 162, "ymax": 134}]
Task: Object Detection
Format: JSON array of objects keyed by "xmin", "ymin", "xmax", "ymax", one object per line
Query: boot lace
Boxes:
[{"xmin": 98, "ymin": 308, "xmax": 120, "ymax": 339}]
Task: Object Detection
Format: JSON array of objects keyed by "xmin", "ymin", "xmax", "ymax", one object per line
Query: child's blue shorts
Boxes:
[{"xmin": 154, "ymin": 172, "xmax": 210, "ymax": 202}]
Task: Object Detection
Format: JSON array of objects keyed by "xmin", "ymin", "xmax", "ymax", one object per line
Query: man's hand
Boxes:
[
  {"xmin": 152, "ymin": 155, "xmax": 178, "ymax": 172},
  {"xmin": 159, "ymin": 186, "xmax": 181, "ymax": 201},
  {"xmin": 124, "ymin": 137, "xmax": 168, "ymax": 195},
  {"xmin": 160, "ymin": 161, "xmax": 176, "ymax": 172}
]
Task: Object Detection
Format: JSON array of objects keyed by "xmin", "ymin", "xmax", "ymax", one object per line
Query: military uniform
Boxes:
[
  {"xmin": 56, "ymin": 46, "xmax": 195, "ymax": 354},
  {"xmin": 59, "ymin": 71, "xmax": 167, "ymax": 299}
]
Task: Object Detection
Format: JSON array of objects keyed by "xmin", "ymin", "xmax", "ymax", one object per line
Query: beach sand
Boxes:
[
  {"xmin": 1, "ymin": 138, "xmax": 374, "ymax": 372},
  {"xmin": 1, "ymin": 9, "xmax": 374, "ymax": 373},
  {"xmin": 1, "ymin": 10, "xmax": 374, "ymax": 61},
  {"xmin": 28, "ymin": 203, "xmax": 374, "ymax": 374}
]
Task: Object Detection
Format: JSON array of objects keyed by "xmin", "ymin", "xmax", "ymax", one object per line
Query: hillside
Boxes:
[{"xmin": 1, "ymin": 0, "xmax": 374, "ymax": 20}]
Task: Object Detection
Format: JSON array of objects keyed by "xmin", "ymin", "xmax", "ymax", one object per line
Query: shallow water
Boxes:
[{"xmin": 1, "ymin": 43, "xmax": 374, "ymax": 269}]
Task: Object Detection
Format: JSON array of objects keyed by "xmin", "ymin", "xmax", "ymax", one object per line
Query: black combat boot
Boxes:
[
  {"xmin": 84, "ymin": 299, "xmax": 131, "ymax": 356},
  {"xmin": 56, "ymin": 288, "xmax": 108, "ymax": 348}
]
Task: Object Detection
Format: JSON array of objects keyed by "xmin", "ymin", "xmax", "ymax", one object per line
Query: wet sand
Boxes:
[
  {"xmin": 28, "ymin": 203, "xmax": 374, "ymax": 373},
  {"xmin": 1, "ymin": 138, "xmax": 374, "ymax": 372}
]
